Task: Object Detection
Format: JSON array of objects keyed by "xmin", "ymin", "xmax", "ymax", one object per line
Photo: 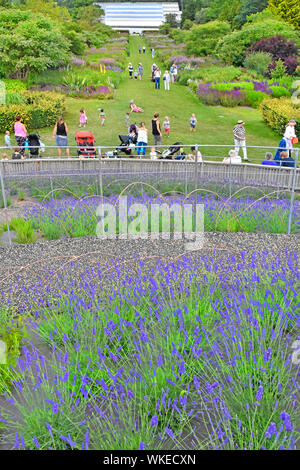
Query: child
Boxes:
[
  {"xmin": 125, "ymin": 112, "xmax": 130, "ymax": 130},
  {"xmin": 79, "ymin": 108, "xmax": 88, "ymax": 127},
  {"xmin": 163, "ymin": 116, "xmax": 170, "ymax": 137},
  {"xmin": 190, "ymin": 114, "xmax": 197, "ymax": 132},
  {"xmin": 98, "ymin": 108, "xmax": 106, "ymax": 126},
  {"xmin": 150, "ymin": 147, "xmax": 157, "ymax": 160},
  {"xmin": 4, "ymin": 130, "xmax": 11, "ymax": 148},
  {"xmin": 12, "ymin": 148, "xmax": 22, "ymax": 160},
  {"xmin": 128, "ymin": 63, "xmax": 133, "ymax": 79},
  {"xmin": 1, "ymin": 153, "xmax": 9, "ymax": 160},
  {"xmin": 134, "ymin": 70, "xmax": 138, "ymax": 80}
]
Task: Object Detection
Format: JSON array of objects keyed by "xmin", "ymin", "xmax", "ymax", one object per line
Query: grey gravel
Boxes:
[{"xmin": 0, "ymin": 232, "xmax": 299, "ymax": 306}]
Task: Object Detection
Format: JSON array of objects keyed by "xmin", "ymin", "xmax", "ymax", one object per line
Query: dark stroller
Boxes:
[
  {"xmin": 75, "ymin": 131, "xmax": 96, "ymax": 158},
  {"xmin": 117, "ymin": 134, "xmax": 137, "ymax": 156},
  {"xmin": 27, "ymin": 133, "xmax": 41, "ymax": 158},
  {"xmin": 160, "ymin": 142, "xmax": 185, "ymax": 160}
]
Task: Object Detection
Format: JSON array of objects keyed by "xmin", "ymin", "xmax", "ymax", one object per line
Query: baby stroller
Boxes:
[
  {"xmin": 117, "ymin": 134, "xmax": 137, "ymax": 156},
  {"xmin": 160, "ymin": 142, "xmax": 185, "ymax": 160},
  {"xmin": 27, "ymin": 133, "xmax": 41, "ymax": 158},
  {"xmin": 75, "ymin": 131, "xmax": 96, "ymax": 158}
]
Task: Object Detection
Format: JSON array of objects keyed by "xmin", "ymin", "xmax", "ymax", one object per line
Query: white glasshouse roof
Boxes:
[{"xmin": 97, "ymin": 2, "xmax": 181, "ymax": 32}]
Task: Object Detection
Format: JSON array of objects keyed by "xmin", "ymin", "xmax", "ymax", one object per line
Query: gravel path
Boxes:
[{"xmin": 0, "ymin": 232, "xmax": 299, "ymax": 306}]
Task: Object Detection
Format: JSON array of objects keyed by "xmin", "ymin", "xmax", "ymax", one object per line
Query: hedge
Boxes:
[
  {"xmin": 260, "ymin": 97, "xmax": 300, "ymax": 135},
  {"xmin": 0, "ymin": 91, "xmax": 66, "ymax": 133}
]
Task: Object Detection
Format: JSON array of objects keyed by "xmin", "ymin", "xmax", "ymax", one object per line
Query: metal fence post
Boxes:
[
  {"xmin": 185, "ymin": 153, "xmax": 188, "ymax": 196},
  {"xmin": 229, "ymin": 157, "xmax": 232, "ymax": 199},
  {"xmin": 0, "ymin": 163, "xmax": 11, "ymax": 246},
  {"xmin": 193, "ymin": 145, "xmax": 199, "ymax": 233},
  {"xmin": 98, "ymin": 147, "xmax": 103, "ymax": 200},
  {"xmin": 287, "ymin": 148, "xmax": 299, "ymax": 235}
]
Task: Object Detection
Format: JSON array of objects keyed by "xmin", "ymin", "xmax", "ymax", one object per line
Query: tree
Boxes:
[
  {"xmin": 219, "ymin": 0, "xmax": 242, "ymax": 26},
  {"xmin": 0, "ymin": 9, "xmax": 71, "ymax": 78},
  {"xmin": 217, "ymin": 14, "xmax": 300, "ymax": 65},
  {"xmin": 268, "ymin": 0, "xmax": 300, "ymax": 29},
  {"xmin": 24, "ymin": 0, "xmax": 72, "ymax": 22},
  {"xmin": 186, "ymin": 20, "xmax": 231, "ymax": 56},
  {"xmin": 233, "ymin": 0, "xmax": 268, "ymax": 28},
  {"xmin": 165, "ymin": 13, "xmax": 179, "ymax": 28}
]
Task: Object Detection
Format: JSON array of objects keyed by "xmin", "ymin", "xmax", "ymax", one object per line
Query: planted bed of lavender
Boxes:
[
  {"xmin": 0, "ymin": 249, "xmax": 299, "ymax": 450},
  {"xmin": 20, "ymin": 194, "xmax": 299, "ymax": 240}
]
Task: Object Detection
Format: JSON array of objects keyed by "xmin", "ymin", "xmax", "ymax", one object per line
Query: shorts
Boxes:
[
  {"xmin": 164, "ymin": 128, "xmax": 170, "ymax": 133},
  {"xmin": 129, "ymin": 71, "xmax": 133, "ymax": 76},
  {"xmin": 190, "ymin": 124, "xmax": 196, "ymax": 129},
  {"xmin": 56, "ymin": 135, "xmax": 68, "ymax": 147}
]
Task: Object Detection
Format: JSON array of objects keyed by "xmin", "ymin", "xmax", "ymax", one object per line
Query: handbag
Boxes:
[{"xmin": 292, "ymin": 137, "xmax": 298, "ymax": 144}]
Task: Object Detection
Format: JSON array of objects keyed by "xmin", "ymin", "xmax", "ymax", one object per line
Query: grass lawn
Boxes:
[{"xmin": 2, "ymin": 36, "xmax": 285, "ymax": 162}]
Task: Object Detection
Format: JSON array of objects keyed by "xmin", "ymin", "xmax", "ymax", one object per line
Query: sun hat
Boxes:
[
  {"xmin": 289, "ymin": 119, "xmax": 296, "ymax": 124},
  {"xmin": 237, "ymin": 120, "xmax": 245, "ymax": 125}
]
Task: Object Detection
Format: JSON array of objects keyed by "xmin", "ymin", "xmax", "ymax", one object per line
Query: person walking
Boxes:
[
  {"xmin": 163, "ymin": 70, "xmax": 170, "ymax": 91},
  {"xmin": 152, "ymin": 113, "xmax": 162, "ymax": 150},
  {"xmin": 14, "ymin": 115, "xmax": 27, "ymax": 157},
  {"xmin": 138, "ymin": 63, "xmax": 143, "ymax": 80},
  {"xmin": 173, "ymin": 65, "xmax": 178, "ymax": 82},
  {"xmin": 136, "ymin": 122, "xmax": 148, "ymax": 157},
  {"xmin": 79, "ymin": 108, "xmax": 88, "ymax": 128},
  {"xmin": 154, "ymin": 67, "xmax": 161, "ymax": 90},
  {"xmin": 128, "ymin": 62, "xmax": 133, "ymax": 79},
  {"xmin": 233, "ymin": 120, "xmax": 249, "ymax": 161},
  {"xmin": 151, "ymin": 48, "xmax": 155, "ymax": 58},
  {"xmin": 4, "ymin": 131, "xmax": 11, "ymax": 148},
  {"xmin": 284, "ymin": 119, "xmax": 297, "ymax": 157},
  {"xmin": 170, "ymin": 64, "xmax": 175, "ymax": 83},
  {"xmin": 143, "ymin": 46, "xmax": 146, "ymax": 54},
  {"xmin": 190, "ymin": 114, "xmax": 197, "ymax": 132},
  {"xmin": 139, "ymin": 46, "xmax": 141, "ymax": 54},
  {"xmin": 52, "ymin": 116, "xmax": 70, "ymax": 159},
  {"xmin": 163, "ymin": 116, "xmax": 170, "ymax": 137}
]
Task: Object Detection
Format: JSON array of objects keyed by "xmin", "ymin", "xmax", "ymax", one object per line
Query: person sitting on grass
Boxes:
[
  {"xmin": 12, "ymin": 148, "xmax": 23, "ymax": 160},
  {"xmin": 188, "ymin": 146, "xmax": 203, "ymax": 162},
  {"xmin": 279, "ymin": 151, "xmax": 296, "ymax": 168},
  {"xmin": 261, "ymin": 152, "xmax": 277, "ymax": 166},
  {"xmin": 223, "ymin": 149, "xmax": 242, "ymax": 164},
  {"xmin": 130, "ymin": 101, "xmax": 144, "ymax": 113}
]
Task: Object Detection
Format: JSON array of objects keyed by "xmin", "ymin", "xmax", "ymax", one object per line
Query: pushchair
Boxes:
[
  {"xmin": 75, "ymin": 131, "xmax": 96, "ymax": 158},
  {"xmin": 117, "ymin": 134, "xmax": 137, "ymax": 156},
  {"xmin": 27, "ymin": 133, "xmax": 41, "ymax": 158},
  {"xmin": 160, "ymin": 142, "xmax": 185, "ymax": 160}
]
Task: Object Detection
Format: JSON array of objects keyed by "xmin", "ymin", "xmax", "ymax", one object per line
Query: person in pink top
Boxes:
[
  {"xmin": 14, "ymin": 115, "xmax": 27, "ymax": 157},
  {"xmin": 79, "ymin": 108, "xmax": 88, "ymax": 127}
]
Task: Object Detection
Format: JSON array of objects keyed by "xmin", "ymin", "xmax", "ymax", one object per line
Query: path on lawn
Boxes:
[{"xmin": 33, "ymin": 35, "xmax": 281, "ymax": 162}]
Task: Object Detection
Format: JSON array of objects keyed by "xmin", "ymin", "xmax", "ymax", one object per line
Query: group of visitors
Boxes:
[
  {"xmin": 128, "ymin": 62, "xmax": 144, "ymax": 80},
  {"xmin": 151, "ymin": 63, "xmax": 177, "ymax": 90},
  {"xmin": 138, "ymin": 45, "xmax": 146, "ymax": 54}
]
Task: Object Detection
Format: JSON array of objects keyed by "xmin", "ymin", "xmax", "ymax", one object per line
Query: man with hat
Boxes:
[{"xmin": 233, "ymin": 120, "xmax": 249, "ymax": 161}]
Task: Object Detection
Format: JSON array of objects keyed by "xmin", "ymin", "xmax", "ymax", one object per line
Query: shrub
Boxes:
[
  {"xmin": 217, "ymin": 18, "xmax": 300, "ymax": 66},
  {"xmin": 248, "ymin": 35, "xmax": 299, "ymax": 61},
  {"xmin": 0, "ymin": 91, "xmax": 66, "ymax": 132},
  {"xmin": 9, "ymin": 217, "xmax": 37, "ymax": 244},
  {"xmin": 244, "ymin": 52, "xmax": 273, "ymax": 76},
  {"xmin": 260, "ymin": 97, "xmax": 300, "ymax": 135},
  {"xmin": 185, "ymin": 21, "xmax": 231, "ymax": 57},
  {"xmin": 270, "ymin": 59, "xmax": 287, "ymax": 80},
  {"xmin": 284, "ymin": 56, "xmax": 299, "ymax": 75}
]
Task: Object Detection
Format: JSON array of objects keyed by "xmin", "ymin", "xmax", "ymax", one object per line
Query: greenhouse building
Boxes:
[{"xmin": 97, "ymin": 2, "xmax": 181, "ymax": 33}]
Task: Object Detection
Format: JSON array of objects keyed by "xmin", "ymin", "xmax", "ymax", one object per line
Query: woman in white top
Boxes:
[
  {"xmin": 163, "ymin": 70, "xmax": 171, "ymax": 91},
  {"xmin": 137, "ymin": 122, "xmax": 148, "ymax": 157},
  {"xmin": 223, "ymin": 149, "xmax": 242, "ymax": 164},
  {"xmin": 284, "ymin": 119, "xmax": 297, "ymax": 155}
]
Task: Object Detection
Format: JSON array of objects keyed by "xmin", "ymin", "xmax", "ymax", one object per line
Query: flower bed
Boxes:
[
  {"xmin": 195, "ymin": 80, "xmax": 291, "ymax": 108},
  {"xmin": 0, "ymin": 247, "xmax": 298, "ymax": 449}
]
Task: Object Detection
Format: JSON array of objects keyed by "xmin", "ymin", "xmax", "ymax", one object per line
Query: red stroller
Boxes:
[{"xmin": 75, "ymin": 131, "xmax": 96, "ymax": 158}]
